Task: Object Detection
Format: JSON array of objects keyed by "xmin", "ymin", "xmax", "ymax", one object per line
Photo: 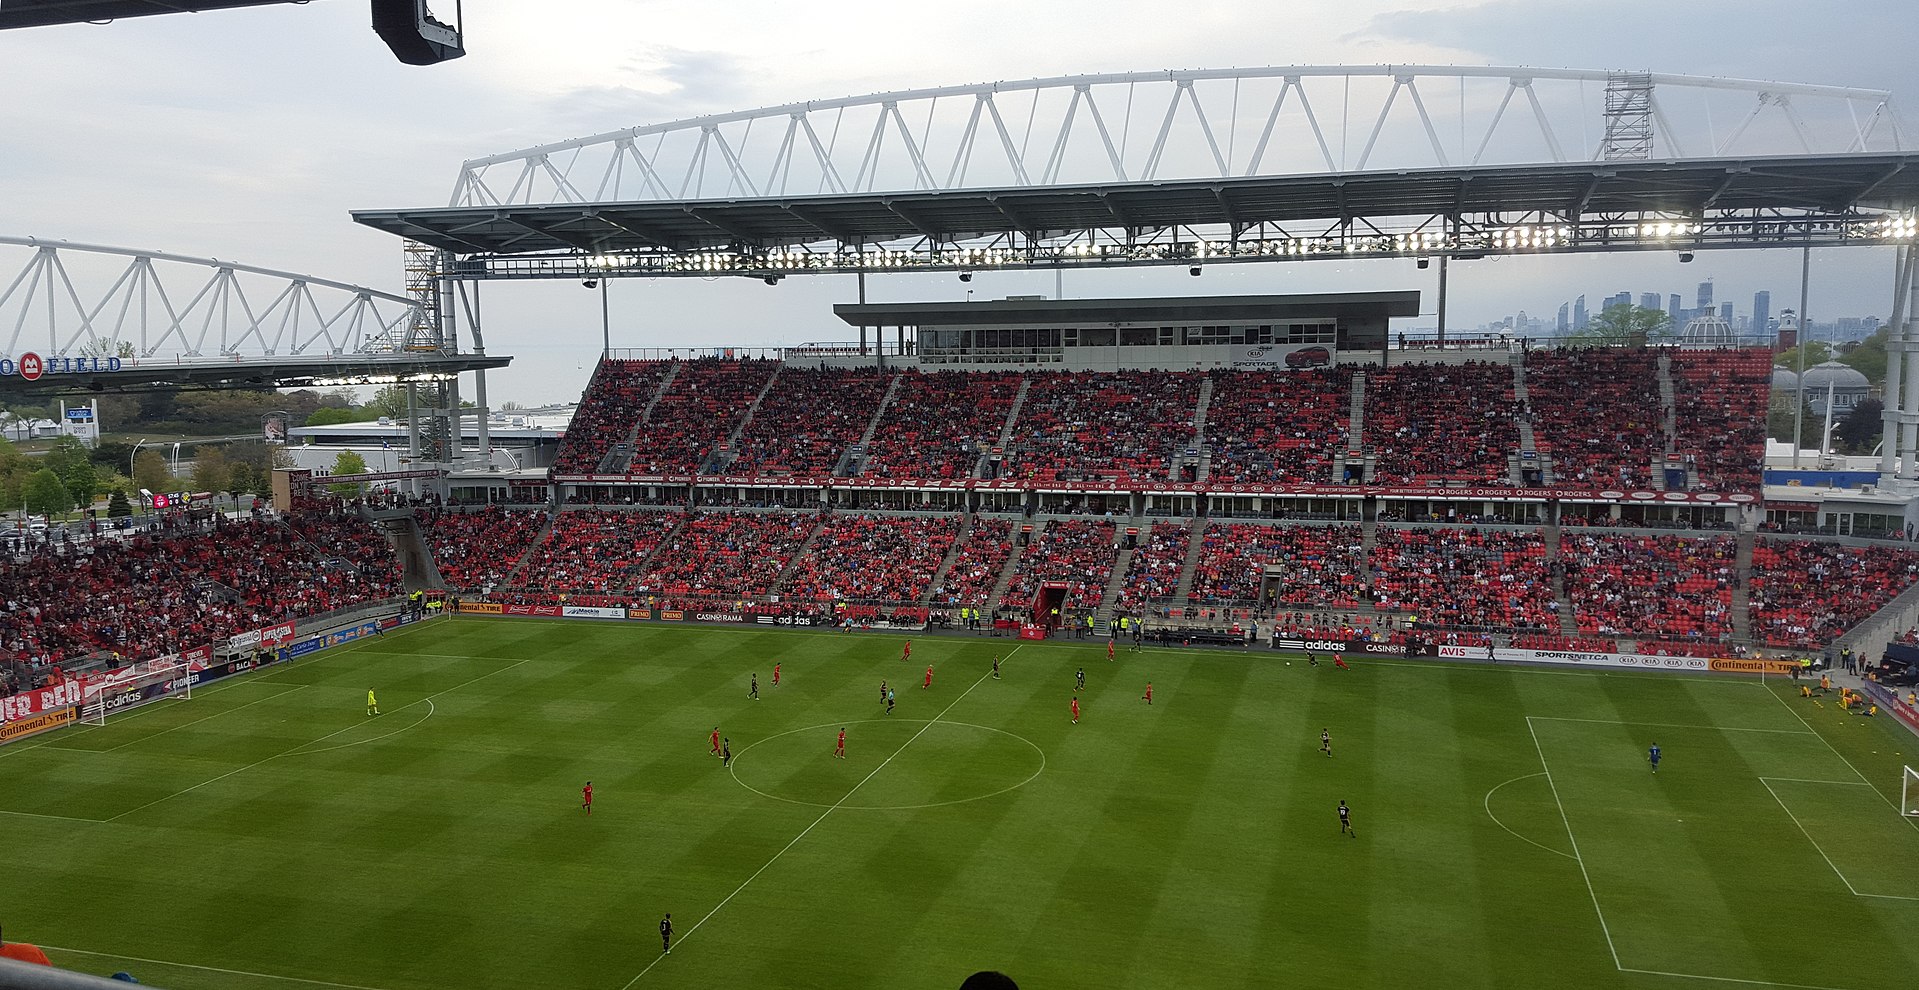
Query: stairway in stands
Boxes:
[
  {"xmin": 986, "ymin": 536, "xmax": 1028, "ymax": 609},
  {"xmin": 707, "ymin": 363, "xmax": 785, "ymax": 473},
  {"xmin": 499, "ymin": 510, "xmax": 557, "ymax": 588},
  {"xmin": 920, "ymin": 513, "xmax": 973, "ymax": 607},
  {"xmin": 1187, "ymin": 375, "xmax": 1215, "ymax": 483},
  {"xmin": 1730, "ymin": 529, "xmax": 1756, "ymax": 645},
  {"xmin": 838, "ymin": 371, "xmax": 905, "ymax": 476},
  {"xmin": 978, "ymin": 375, "xmax": 1033, "ymax": 478},
  {"xmin": 1544, "ymin": 514, "xmax": 1580, "ymax": 638},
  {"xmin": 1172, "ymin": 517, "xmax": 1210, "ymax": 602},
  {"xmin": 1509, "ymin": 350, "xmax": 1540, "ymax": 485},
  {"xmin": 769, "ymin": 513, "xmax": 830, "ymax": 594},
  {"xmin": 1094, "ymin": 543, "xmax": 1137, "ymax": 631},
  {"xmin": 600, "ymin": 359, "xmax": 681, "ymax": 475},
  {"xmin": 359, "ymin": 507, "xmax": 445, "ymax": 592}
]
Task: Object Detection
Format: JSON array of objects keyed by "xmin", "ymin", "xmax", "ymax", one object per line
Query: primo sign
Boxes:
[{"xmin": 0, "ymin": 353, "xmax": 124, "ymax": 380}]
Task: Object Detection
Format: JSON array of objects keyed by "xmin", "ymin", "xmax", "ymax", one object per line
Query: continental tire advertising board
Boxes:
[{"xmin": 0, "ymin": 706, "xmax": 75, "ymax": 744}]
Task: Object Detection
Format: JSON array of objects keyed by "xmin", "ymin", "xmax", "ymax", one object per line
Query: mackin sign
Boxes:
[{"xmin": 0, "ymin": 353, "xmax": 124, "ymax": 380}]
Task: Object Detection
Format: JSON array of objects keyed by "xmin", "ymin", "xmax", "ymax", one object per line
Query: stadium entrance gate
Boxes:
[{"xmin": 1031, "ymin": 583, "xmax": 1069, "ymax": 628}]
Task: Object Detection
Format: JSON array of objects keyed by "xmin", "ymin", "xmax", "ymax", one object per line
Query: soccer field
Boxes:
[{"xmin": 3, "ymin": 617, "xmax": 1917, "ymax": 990}]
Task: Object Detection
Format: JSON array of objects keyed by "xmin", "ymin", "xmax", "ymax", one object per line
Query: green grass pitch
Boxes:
[{"xmin": 3, "ymin": 617, "xmax": 1918, "ymax": 990}]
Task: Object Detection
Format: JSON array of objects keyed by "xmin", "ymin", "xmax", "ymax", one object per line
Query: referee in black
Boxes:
[{"xmin": 660, "ymin": 913, "xmax": 672, "ymax": 954}]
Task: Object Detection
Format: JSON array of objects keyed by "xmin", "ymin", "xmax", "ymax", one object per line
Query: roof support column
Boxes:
[
  {"xmin": 1880, "ymin": 244, "xmax": 1911, "ymax": 477},
  {"xmin": 1899, "ymin": 244, "xmax": 1919, "ymax": 480}
]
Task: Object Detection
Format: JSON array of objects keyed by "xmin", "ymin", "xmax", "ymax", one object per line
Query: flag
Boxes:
[{"xmin": 382, "ymin": 439, "xmax": 391, "ymax": 450}]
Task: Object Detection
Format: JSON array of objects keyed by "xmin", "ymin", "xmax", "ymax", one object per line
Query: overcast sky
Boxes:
[{"xmin": 3, "ymin": 0, "xmax": 1915, "ymax": 404}]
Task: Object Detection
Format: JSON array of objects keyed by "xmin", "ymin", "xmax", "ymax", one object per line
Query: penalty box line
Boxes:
[{"xmin": 617, "ymin": 645, "xmax": 1025, "ymax": 990}]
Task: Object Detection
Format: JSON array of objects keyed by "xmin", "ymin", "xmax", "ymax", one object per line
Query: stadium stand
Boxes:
[
  {"xmin": 1203, "ymin": 368, "xmax": 1349, "ymax": 483},
  {"xmin": 0, "ymin": 510, "xmax": 398, "ymax": 671},
  {"xmin": 1368, "ymin": 526, "xmax": 1557, "ymax": 630},
  {"xmin": 1669, "ymin": 348, "xmax": 1770, "ymax": 492},
  {"xmin": 1524, "ymin": 348, "xmax": 1663, "ymax": 489},
  {"xmin": 420, "ymin": 506, "xmax": 543, "ymax": 591},
  {"xmin": 1003, "ymin": 371, "xmax": 1200, "ymax": 484},
  {"xmin": 1186, "ymin": 523, "xmax": 1367, "ymax": 609},
  {"xmin": 1561, "ymin": 533, "xmax": 1737, "ymax": 644},
  {"xmin": 1114, "ymin": 521, "xmax": 1191, "ymax": 611},
  {"xmin": 729, "ymin": 367, "xmax": 892, "ymax": 478},
  {"xmin": 631, "ymin": 359, "xmax": 778, "ymax": 475},
  {"xmin": 513, "ymin": 509, "xmax": 681, "ymax": 593},
  {"xmin": 999, "ymin": 519, "xmax": 1119, "ymax": 611},
  {"xmin": 636, "ymin": 510, "xmax": 815, "ymax": 600},
  {"xmin": 928, "ymin": 516, "xmax": 1015, "ymax": 608},
  {"xmin": 861, "ymin": 370, "xmax": 1023, "ymax": 480},
  {"xmin": 1362, "ymin": 362, "xmax": 1521, "ymax": 484},
  {"xmin": 1749, "ymin": 539, "xmax": 1919, "ymax": 648},
  {"xmin": 779, "ymin": 513, "xmax": 961, "ymax": 606},
  {"xmin": 550, "ymin": 360, "xmax": 673, "ymax": 474}
]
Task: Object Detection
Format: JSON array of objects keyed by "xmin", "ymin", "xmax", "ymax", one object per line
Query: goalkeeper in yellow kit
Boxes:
[{"xmin": 367, "ymin": 688, "xmax": 380, "ymax": 716}]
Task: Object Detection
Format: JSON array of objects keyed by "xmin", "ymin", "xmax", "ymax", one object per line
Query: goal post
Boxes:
[
  {"xmin": 1904, "ymin": 766, "xmax": 1919, "ymax": 818},
  {"xmin": 75, "ymin": 660, "xmax": 194, "ymax": 727}
]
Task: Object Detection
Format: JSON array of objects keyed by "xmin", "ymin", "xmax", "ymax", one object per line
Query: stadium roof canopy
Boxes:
[
  {"xmin": 354, "ymin": 153, "xmax": 1919, "ymax": 278},
  {"xmin": 834, "ymin": 292, "xmax": 1421, "ymax": 328},
  {"xmin": 0, "ymin": 0, "xmax": 297, "ymax": 28}
]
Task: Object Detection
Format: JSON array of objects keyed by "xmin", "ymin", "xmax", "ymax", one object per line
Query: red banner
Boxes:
[
  {"xmin": 504, "ymin": 604, "xmax": 563, "ymax": 617},
  {"xmin": 259, "ymin": 621, "xmax": 297, "ymax": 647},
  {"xmin": 0, "ymin": 678, "xmax": 84, "ymax": 722}
]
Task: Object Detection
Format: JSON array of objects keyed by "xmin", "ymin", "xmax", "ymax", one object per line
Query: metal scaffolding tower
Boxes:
[{"xmin": 1603, "ymin": 71, "xmax": 1656, "ymax": 160}]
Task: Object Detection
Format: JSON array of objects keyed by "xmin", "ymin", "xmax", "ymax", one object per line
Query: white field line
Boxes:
[
  {"xmin": 1524, "ymin": 716, "xmax": 1624, "ymax": 970},
  {"xmin": 616, "ymin": 645, "xmax": 1024, "ymax": 989},
  {"xmin": 42, "ymin": 944, "xmax": 395, "ymax": 990}
]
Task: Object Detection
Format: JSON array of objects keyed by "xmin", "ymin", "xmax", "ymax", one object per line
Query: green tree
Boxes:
[
  {"xmin": 192, "ymin": 447, "xmax": 231, "ymax": 496},
  {"xmin": 1568, "ymin": 304, "xmax": 1675, "ymax": 346},
  {"xmin": 228, "ymin": 460, "xmax": 262, "ymax": 501},
  {"xmin": 107, "ymin": 488, "xmax": 133, "ymax": 518},
  {"xmin": 63, "ymin": 461, "xmax": 99, "ymax": 510},
  {"xmin": 328, "ymin": 450, "xmax": 369, "ymax": 498},
  {"xmin": 80, "ymin": 338, "xmax": 137, "ymax": 359},
  {"xmin": 1774, "ymin": 339, "xmax": 1833, "ymax": 372},
  {"xmin": 23, "ymin": 468, "xmax": 70, "ymax": 517},
  {"xmin": 1835, "ymin": 397, "xmax": 1885, "ymax": 454},
  {"xmin": 1837, "ymin": 327, "xmax": 1890, "ymax": 385},
  {"xmin": 44, "ymin": 435, "xmax": 90, "ymax": 481},
  {"xmin": 132, "ymin": 449, "xmax": 172, "ymax": 493},
  {"xmin": 365, "ymin": 385, "xmax": 410, "ymax": 421},
  {"xmin": 305, "ymin": 406, "xmax": 380, "ymax": 427}
]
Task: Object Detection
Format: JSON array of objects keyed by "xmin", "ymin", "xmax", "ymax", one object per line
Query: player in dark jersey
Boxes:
[
  {"xmin": 660, "ymin": 913, "xmax": 672, "ymax": 954},
  {"xmin": 1321, "ymin": 729, "xmax": 1332, "ymax": 757},
  {"xmin": 748, "ymin": 673, "xmax": 759, "ymax": 700},
  {"xmin": 1075, "ymin": 667, "xmax": 1085, "ymax": 690},
  {"xmin": 1648, "ymin": 742, "xmax": 1661, "ymax": 774},
  {"xmin": 1338, "ymin": 800, "xmax": 1355, "ymax": 837},
  {"xmin": 721, "ymin": 738, "xmax": 732, "ymax": 767}
]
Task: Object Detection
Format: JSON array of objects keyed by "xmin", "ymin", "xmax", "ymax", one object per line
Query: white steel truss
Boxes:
[
  {"xmin": 0, "ymin": 236, "xmax": 423, "ymax": 362},
  {"xmin": 450, "ymin": 66, "xmax": 1906, "ymax": 208}
]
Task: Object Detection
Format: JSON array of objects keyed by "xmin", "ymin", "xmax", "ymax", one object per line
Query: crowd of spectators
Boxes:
[
  {"xmin": 636, "ymin": 510, "xmax": 816, "ymax": 599},
  {"xmin": 1367, "ymin": 527, "xmax": 1556, "ymax": 629},
  {"xmin": 1363, "ymin": 362, "xmax": 1521, "ymax": 484},
  {"xmin": 420, "ymin": 507, "xmax": 544, "ymax": 591},
  {"xmin": 1203, "ymin": 368, "xmax": 1349, "ymax": 483},
  {"xmin": 629, "ymin": 359, "xmax": 779, "ymax": 475},
  {"xmin": 1750, "ymin": 539, "xmax": 1919, "ymax": 648},
  {"xmin": 1004, "ymin": 371, "xmax": 1200, "ymax": 484},
  {"xmin": 1561, "ymin": 533, "xmax": 1736, "ymax": 643},
  {"xmin": 861, "ymin": 371, "xmax": 1024, "ymax": 480},
  {"xmin": 1114, "ymin": 522, "xmax": 1192, "ymax": 611},
  {"xmin": 1513, "ymin": 633, "xmax": 1620, "ymax": 652},
  {"xmin": 1186, "ymin": 524, "xmax": 1366, "ymax": 609},
  {"xmin": 551, "ymin": 360, "xmax": 674, "ymax": 474},
  {"xmin": 0, "ymin": 509, "xmax": 398, "ymax": 672},
  {"xmin": 729, "ymin": 367, "xmax": 892, "ymax": 479},
  {"xmin": 778, "ymin": 514, "xmax": 961, "ymax": 605},
  {"xmin": 513, "ymin": 509, "xmax": 683, "ymax": 593},
  {"xmin": 928, "ymin": 516, "xmax": 1015, "ymax": 608},
  {"xmin": 999, "ymin": 519, "xmax": 1120, "ymax": 610},
  {"xmin": 1669, "ymin": 349, "xmax": 1769, "ymax": 492},
  {"xmin": 1524, "ymin": 348, "xmax": 1664, "ymax": 489}
]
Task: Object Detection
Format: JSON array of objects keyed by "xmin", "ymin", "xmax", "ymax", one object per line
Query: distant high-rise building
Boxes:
[
  {"xmin": 1574, "ymin": 295, "xmax": 1588, "ymax": 330},
  {"xmin": 1720, "ymin": 302, "xmax": 1733, "ymax": 323},
  {"xmin": 1753, "ymin": 290, "xmax": 1771, "ymax": 332},
  {"xmin": 1668, "ymin": 294, "xmax": 1683, "ymax": 323},
  {"xmin": 1640, "ymin": 292, "xmax": 1661, "ymax": 310},
  {"xmin": 1697, "ymin": 280, "xmax": 1714, "ymax": 310},
  {"xmin": 1557, "ymin": 302, "xmax": 1570, "ymax": 334},
  {"xmin": 1607, "ymin": 291, "xmax": 1632, "ymax": 312}
]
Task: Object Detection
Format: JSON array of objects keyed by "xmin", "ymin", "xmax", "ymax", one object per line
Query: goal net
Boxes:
[
  {"xmin": 1904, "ymin": 766, "xmax": 1919, "ymax": 818},
  {"xmin": 77, "ymin": 660, "xmax": 194, "ymax": 727}
]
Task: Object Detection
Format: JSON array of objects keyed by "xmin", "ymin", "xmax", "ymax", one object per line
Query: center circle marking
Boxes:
[{"xmin": 728, "ymin": 718, "xmax": 1046, "ymax": 811}]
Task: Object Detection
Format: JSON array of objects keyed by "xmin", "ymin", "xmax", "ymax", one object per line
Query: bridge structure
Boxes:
[
  {"xmin": 0, "ymin": 236, "xmax": 510, "ymax": 470},
  {"xmin": 348, "ymin": 65, "xmax": 1919, "ymax": 489}
]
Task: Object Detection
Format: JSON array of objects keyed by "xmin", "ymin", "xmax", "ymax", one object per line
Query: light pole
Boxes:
[{"xmin": 129, "ymin": 438, "xmax": 147, "ymax": 480}]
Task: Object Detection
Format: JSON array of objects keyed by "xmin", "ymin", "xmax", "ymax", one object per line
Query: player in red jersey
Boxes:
[
  {"xmin": 1142, "ymin": 682, "xmax": 1153, "ymax": 705},
  {"xmin": 924, "ymin": 664, "xmax": 934, "ymax": 689},
  {"xmin": 902, "ymin": 640, "xmax": 912, "ymax": 662},
  {"xmin": 1333, "ymin": 654, "xmax": 1350, "ymax": 670},
  {"xmin": 1107, "ymin": 640, "xmax": 1115, "ymax": 662},
  {"xmin": 710, "ymin": 726, "xmax": 722, "ymax": 757},
  {"xmin": 582, "ymin": 781, "xmax": 592, "ymax": 815},
  {"xmin": 835, "ymin": 727, "xmax": 846, "ymax": 759},
  {"xmin": 772, "ymin": 662, "xmax": 781, "ymax": 688},
  {"xmin": 1070, "ymin": 696, "xmax": 1080, "ymax": 724}
]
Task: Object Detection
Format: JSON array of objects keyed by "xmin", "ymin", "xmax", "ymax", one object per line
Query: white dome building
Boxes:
[
  {"xmin": 1679, "ymin": 313, "xmax": 1738, "ymax": 348},
  {"xmin": 1797, "ymin": 360, "xmax": 1873, "ymax": 416}
]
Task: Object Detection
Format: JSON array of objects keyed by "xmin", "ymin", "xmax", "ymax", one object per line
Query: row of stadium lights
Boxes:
[{"xmin": 580, "ymin": 212, "xmax": 1919, "ymax": 274}]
